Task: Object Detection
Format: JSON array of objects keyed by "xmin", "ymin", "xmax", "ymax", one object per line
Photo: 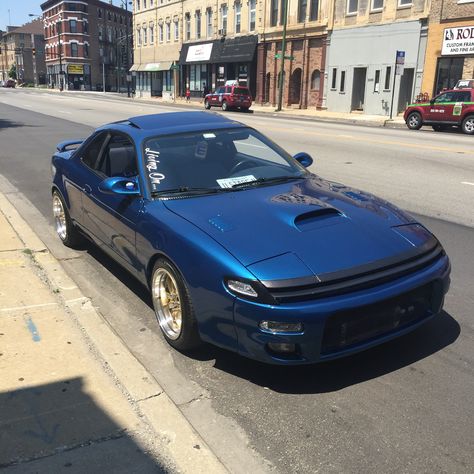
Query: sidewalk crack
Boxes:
[{"xmin": 136, "ymin": 391, "xmax": 163, "ymax": 402}]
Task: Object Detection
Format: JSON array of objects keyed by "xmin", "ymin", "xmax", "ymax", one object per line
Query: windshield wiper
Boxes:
[
  {"xmin": 231, "ymin": 175, "xmax": 305, "ymax": 189},
  {"xmin": 151, "ymin": 186, "xmax": 232, "ymax": 197}
]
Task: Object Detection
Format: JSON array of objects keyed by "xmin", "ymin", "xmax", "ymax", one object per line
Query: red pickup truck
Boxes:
[{"xmin": 404, "ymin": 88, "xmax": 474, "ymax": 135}]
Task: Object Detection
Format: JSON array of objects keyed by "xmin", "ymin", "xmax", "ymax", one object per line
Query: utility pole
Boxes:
[
  {"xmin": 124, "ymin": 0, "xmax": 130, "ymax": 97},
  {"xmin": 58, "ymin": 15, "xmax": 63, "ymax": 91},
  {"xmin": 276, "ymin": 0, "xmax": 289, "ymax": 112}
]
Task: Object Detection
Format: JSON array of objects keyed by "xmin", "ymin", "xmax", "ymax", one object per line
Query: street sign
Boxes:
[
  {"xmin": 395, "ymin": 50, "xmax": 405, "ymax": 75},
  {"xmin": 170, "ymin": 64, "xmax": 180, "ymax": 70},
  {"xmin": 274, "ymin": 53, "xmax": 295, "ymax": 60}
]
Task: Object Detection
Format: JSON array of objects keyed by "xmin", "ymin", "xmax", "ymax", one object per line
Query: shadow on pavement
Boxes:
[
  {"xmin": 0, "ymin": 119, "xmax": 32, "ymax": 132},
  {"xmin": 0, "ymin": 378, "xmax": 168, "ymax": 473}
]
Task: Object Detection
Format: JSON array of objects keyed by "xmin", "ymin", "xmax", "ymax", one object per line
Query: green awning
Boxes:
[{"xmin": 142, "ymin": 61, "xmax": 174, "ymax": 72}]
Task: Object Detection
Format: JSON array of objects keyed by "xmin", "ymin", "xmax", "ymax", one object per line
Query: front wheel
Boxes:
[
  {"xmin": 406, "ymin": 112, "xmax": 423, "ymax": 130},
  {"xmin": 52, "ymin": 191, "xmax": 83, "ymax": 248},
  {"xmin": 151, "ymin": 258, "xmax": 201, "ymax": 351},
  {"xmin": 204, "ymin": 99, "xmax": 211, "ymax": 110},
  {"xmin": 461, "ymin": 115, "xmax": 474, "ymax": 135},
  {"xmin": 221, "ymin": 100, "xmax": 228, "ymax": 111}
]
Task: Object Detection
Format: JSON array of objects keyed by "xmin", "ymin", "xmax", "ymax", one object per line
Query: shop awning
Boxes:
[
  {"xmin": 129, "ymin": 64, "xmax": 140, "ymax": 72},
  {"xmin": 142, "ymin": 61, "xmax": 174, "ymax": 72},
  {"xmin": 179, "ymin": 35, "xmax": 257, "ymax": 65}
]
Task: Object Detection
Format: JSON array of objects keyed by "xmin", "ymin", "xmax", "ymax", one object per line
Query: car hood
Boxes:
[{"xmin": 162, "ymin": 176, "xmax": 428, "ymax": 280}]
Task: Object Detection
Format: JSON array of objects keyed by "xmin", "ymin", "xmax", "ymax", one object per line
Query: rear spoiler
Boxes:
[{"xmin": 56, "ymin": 139, "xmax": 85, "ymax": 152}]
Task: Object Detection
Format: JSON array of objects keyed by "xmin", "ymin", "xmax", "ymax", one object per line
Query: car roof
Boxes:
[{"xmin": 103, "ymin": 111, "xmax": 246, "ymax": 136}]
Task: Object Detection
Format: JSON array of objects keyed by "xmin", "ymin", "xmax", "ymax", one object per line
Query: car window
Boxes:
[
  {"xmin": 216, "ymin": 87, "xmax": 225, "ymax": 94},
  {"xmin": 143, "ymin": 128, "xmax": 307, "ymax": 194},
  {"xmin": 454, "ymin": 91, "xmax": 471, "ymax": 102},
  {"xmin": 233, "ymin": 87, "xmax": 249, "ymax": 95},
  {"xmin": 434, "ymin": 92, "xmax": 457, "ymax": 103},
  {"xmin": 98, "ymin": 134, "xmax": 138, "ymax": 178},
  {"xmin": 81, "ymin": 133, "xmax": 108, "ymax": 169},
  {"xmin": 225, "ymin": 87, "xmax": 231, "ymax": 93}
]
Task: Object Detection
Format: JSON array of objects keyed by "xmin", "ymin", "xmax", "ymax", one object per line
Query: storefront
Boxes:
[
  {"xmin": 422, "ymin": 23, "xmax": 474, "ymax": 97},
  {"xmin": 179, "ymin": 36, "xmax": 257, "ymax": 98},
  {"xmin": 131, "ymin": 61, "xmax": 178, "ymax": 99},
  {"xmin": 47, "ymin": 63, "xmax": 91, "ymax": 90}
]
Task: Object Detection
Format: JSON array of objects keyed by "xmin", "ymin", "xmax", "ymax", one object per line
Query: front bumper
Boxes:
[{"xmin": 233, "ymin": 255, "xmax": 450, "ymax": 365}]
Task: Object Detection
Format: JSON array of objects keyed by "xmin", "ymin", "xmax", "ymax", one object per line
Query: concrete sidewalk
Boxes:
[{"xmin": 0, "ymin": 192, "xmax": 227, "ymax": 473}]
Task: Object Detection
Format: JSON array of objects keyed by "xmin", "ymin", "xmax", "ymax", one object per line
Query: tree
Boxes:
[{"xmin": 8, "ymin": 64, "xmax": 17, "ymax": 80}]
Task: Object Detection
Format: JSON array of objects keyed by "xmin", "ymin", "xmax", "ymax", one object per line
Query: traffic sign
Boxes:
[
  {"xmin": 395, "ymin": 50, "xmax": 405, "ymax": 75},
  {"xmin": 274, "ymin": 53, "xmax": 294, "ymax": 60}
]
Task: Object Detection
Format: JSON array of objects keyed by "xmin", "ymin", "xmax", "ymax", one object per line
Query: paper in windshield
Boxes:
[{"xmin": 217, "ymin": 175, "xmax": 256, "ymax": 189}]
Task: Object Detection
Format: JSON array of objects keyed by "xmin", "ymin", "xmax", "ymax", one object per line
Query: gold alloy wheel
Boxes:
[
  {"xmin": 152, "ymin": 268, "xmax": 183, "ymax": 340},
  {"xmin": 52, "ymin": 193, "xmax": 67, "ymax": 241}
]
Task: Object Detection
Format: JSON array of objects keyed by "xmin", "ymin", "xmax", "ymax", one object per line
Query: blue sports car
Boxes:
[{"xmin": 51, "ymin": 112, "xmax": 450, "ymax": 365}]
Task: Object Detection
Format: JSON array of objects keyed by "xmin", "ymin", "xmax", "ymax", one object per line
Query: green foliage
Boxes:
[{"xmin": 8, "ymin": 64, "xmax": 17, "ymax": 80}]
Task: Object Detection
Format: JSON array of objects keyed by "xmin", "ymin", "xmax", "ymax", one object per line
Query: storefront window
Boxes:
[{"xmin": 434, "ymin": 57, "xmax": 464, "ymax": 96}]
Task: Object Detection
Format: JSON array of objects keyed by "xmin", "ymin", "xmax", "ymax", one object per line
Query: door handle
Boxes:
[{"xmin": 84, "ymin": 184, "xmax": 92, "ymax": 194}]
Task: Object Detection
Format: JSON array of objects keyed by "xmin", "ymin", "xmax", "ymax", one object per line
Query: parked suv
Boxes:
[
  {"xmin": 404, "ymin": 88, "xmax": 474, "ymax": 135},
  {"xmin": 204, "ymin": 85, "xmax": 252, "ymax": 112}
]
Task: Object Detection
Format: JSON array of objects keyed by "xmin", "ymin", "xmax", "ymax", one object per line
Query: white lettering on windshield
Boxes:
[{"xmin": 145, "ymin": 148, "xmax": 165, "ymax": 189}]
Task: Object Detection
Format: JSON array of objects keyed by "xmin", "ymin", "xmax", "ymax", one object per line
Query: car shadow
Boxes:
[
  {"xmin": 0, "ymin": 119, "xmax": 33, "ymax": 131},
  {"xmin": 189, "ymin": 310, "xmax": 460, "ymax": 394}
]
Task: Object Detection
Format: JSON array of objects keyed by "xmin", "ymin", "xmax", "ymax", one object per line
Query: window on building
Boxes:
[
  {"xmin": 331, "ymin": 68, "xmax": 337, "ymax": 89},
  {"xmin": 108, "ymin": 11, "xmax": 112, "ymax": 21},
  {"xmin": 69, "ymin": 20, "xmax": 77, "ymax": 33},
  {"xmin": 196, "ymin": 10, "xmax": 201, "ymax": 39},
  {"xmin": 347, "ymin": 0, "xmax": 358, "ymax": 14},
  {"xmin": 71, "ymin": 42, "xmax": 78, "ymax": 57},
  {"xmin": 249, "ymin": 0, "xmax": 256, "ymax": 31},
  {"xmin": 311, "ymin": 69, "xmax": 320, "ymax": 90},
  {"xmin": 340, "ymin": 71, "xmax": 346, "ymax": 92},
  {"xmin": 371, "ymin": 0, "xmax": 383, "ymax": 9},
  {"xmin": 298, "ymin": 0, "xmax": 307, "ymax": 22},
  {"xmin": 185, "ymin": 13, "xmax": 191, "ymax": 40},
  {"xmin": 235, "ymin": 2, "xmax": 241, "ymax": 33},
  {"xmin": 220, "ymin": 4, "xmax": 228, "ymax": 34},
  {"xmin": 143, "ymin": 0, "xmax": 147, "ymax": 8},
  {"xmin": 309, "ymin": 0, "xmax": 319, "ymax": 20},
  {"xmin": 166, "ymin": 22, "xmax": 171, "ymax": 41},
  {"xmin": 84, "ymin": 43, "xmax": 89, "ymax": 57},
  {"xmin": 143, "ymin": 27, "xmax": 147, "ymax": 44},
  {"xmin": 99, "ymin": 26, "xmax": 103, "ymax": 40},
  {"xmin": 398, "ymin": 0, "xmax": 412, "ymax": 5},
  {"xmin": 280, "ymin": 0, "xmax": 286, "ymax": 24},
  {"xmin": 159, "ymin": 23, "xmax": 163, "ymax": 42},
  {"xmin": 434, "ymin": 57, "xmax": 464, "ymax": 94},
  {"xmin": 384, "ymin": 66, "xmax": 391, "ymax": 90},
  {"xmin": 98, "ymin": 8, "xmax": 102, "ymax": 18},
  {"xmin": 136, "ymin": 0, "xmax": 140, "ymax": 10},
  {"xmin": 84, "ymin": 21, "xmax": 88, "ymax": 33},
  {"xmin": 136, "ymin": 28, "xmax": 141, "ymax": 46},
  {"xmin": 206, "ymin": 9, "xmax": 213, "ymax": 37},
  {"xmin": 150, "ymin": 23, "xmax": 154, "ymax": 43},
  {"xmin": 271, "ymin": 0, "xmax": 278, "ymax": 26},
  {"xmin": 174, "ymin": 20, "xmax": 179, "ymax": 41},
  {"xmin": 374, "ymin": 69, "xmax": 380, "ymax": 92}
]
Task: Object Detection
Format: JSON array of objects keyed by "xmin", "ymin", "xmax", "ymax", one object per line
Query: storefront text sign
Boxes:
[
  {"xmin": 68, "ymin": 64, "xmax": 84, "ymax": 74},
  {"xmin": 442, "ymin": 26, "xmax": 474, "ymax": 55},
  {"xmin": 186, "ymin": 43, "xmax": 213, "ymax": 62}
]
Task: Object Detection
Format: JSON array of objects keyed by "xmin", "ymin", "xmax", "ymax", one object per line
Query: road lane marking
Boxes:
[
  {"xmin": 1, "ymin": 302, "xmax": 58, "ymax": 313},
  {"xmin": 461, "ymin": 181, "xmax": 474, "ymax": 186}
]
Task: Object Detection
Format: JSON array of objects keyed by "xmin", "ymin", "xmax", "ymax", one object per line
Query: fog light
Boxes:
[
  {"xmin": 267, "ymin": 343, "xmax": 296, "ymax": 354},
  {"xmin": 259, "ymin": 321, "xmax": 303, "ymax": 334}
]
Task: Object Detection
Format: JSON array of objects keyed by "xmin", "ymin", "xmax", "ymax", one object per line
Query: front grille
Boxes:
[
  {"xmin": 321, "ymin": 283, "xmax": 435, "ymax": 354},
  {"xmin": 265, "ymin": 244, "xmax": 444, "ymax": 303}
]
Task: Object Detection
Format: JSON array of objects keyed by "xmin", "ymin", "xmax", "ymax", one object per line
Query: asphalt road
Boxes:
[{"xmin": 1, "ymin": 89, "xmax": 473, "ymax": 473}]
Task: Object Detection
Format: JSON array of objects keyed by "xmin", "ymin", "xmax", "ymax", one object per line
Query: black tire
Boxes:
[
  {"xmin": 151, "ymin": 258, "xmax": 201, "ymax": 351},
  {"xmin": 406, "ymin": 112, "xmax": 423, "ymax": 130},
  {"xmin": 204, "ymin": 99, "xmax": 211, "ymax": 110},
  {"xmin": 461, "ymin": 115, "xmax": 474, "ymax": 135},
  {"xmin": 241, "ymin": 107, "xmax": 250, "ymax": 113},
  {"xmin": 221, "ymin": 100, "xmax": 228, "ymax": 111},
  {"xmin": 52, "ymin": 190, "xmax": 83, "ymax": 248},
  {"xmin": 432, "ymin": 124, "xmax": 446, "ymax": 132}
]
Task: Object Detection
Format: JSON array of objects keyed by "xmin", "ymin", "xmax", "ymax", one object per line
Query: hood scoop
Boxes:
[{"xmin": 294, "ymin": 208, "xmax": 343, "ymax": 232}]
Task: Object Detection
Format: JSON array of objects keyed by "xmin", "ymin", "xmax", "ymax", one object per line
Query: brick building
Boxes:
[
  {"xmin": 0, "ymin": 21, "xmax": 46, "ymax": 86},
  {"xmin": 256, "ymin": 0, "xmax": 329, "ymax": 109},
  {"xmin": 41, "ymin": 0, "xmax": 132, "ymax": 91},
  {"xmin": 421, "ymin": 0, "xmax": 474, "ymax": 97}
]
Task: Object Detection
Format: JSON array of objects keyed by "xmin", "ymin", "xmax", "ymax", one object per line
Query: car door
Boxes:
[
  {"xmin": 213, "ymin": 87, "xmax": 225, "ymax": 105},
  {"xmin": 81, "ymin": 131, "xmax": 144, "ymax": 272},
  {"xmin": 426, "ymin": 91, "xmax": 457, "ymax": 123},
  {"xmin": 452, "ymin": 91, "xmax": 471, "ymax": 122}
]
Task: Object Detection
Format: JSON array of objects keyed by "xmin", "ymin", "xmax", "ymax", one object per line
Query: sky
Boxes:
[{"xmin": 0, "ymin": 0, "xmax": 126, "ymax": 31}]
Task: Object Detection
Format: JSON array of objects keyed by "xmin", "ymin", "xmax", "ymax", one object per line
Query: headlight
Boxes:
[{"xmin": 225, "ymin": 278, "xmax": 276, "ymax": 304}]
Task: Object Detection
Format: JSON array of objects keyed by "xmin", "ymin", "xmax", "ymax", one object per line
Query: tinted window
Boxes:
[
  {"xmin": 143, "ymin": 128, "xmax": 307, "ymax": 194},
  {"xmin": 216, "ymin": 87, "xmax": 225, "ymax": 94},
  {"xmin": 233, "ymin": 87, "xmax": 249, "ymax": 95},
  {"xmin": 455, "ymin": 91, "xmax": 471, "ymax": 102},
  {"xmin": 81, "ymin": 133, "xmax": 108, "ymax": 169},
  {"xmin": 434, "ymin": 92, "xmax": 456, "ymax": 103},
  {"xmin": 98, "ymin": 134, "xmax": 137, "ymax": 177}
]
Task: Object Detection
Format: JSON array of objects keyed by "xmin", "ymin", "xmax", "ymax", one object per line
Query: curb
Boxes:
[
  {"xmin": 0, "ymin": 192, "xmax": 228, "ymax": 474},
  {"xmin": 15, "ymin": 88, "xmax": 407, "ymax": 129}
]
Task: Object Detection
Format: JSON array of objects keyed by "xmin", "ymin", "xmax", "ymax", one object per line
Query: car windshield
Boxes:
[{"xmin": 143, "ymin": 127, "xmax": 308, "ymax": 196}]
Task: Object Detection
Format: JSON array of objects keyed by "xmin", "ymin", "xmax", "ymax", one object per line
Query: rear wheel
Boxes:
[
  {"xmin": 461, "ymin": 115, "xmax": 474, "ymax": 135},
  {"xmin": 52, "ymin": 191, "xmax": 83, "ymax": 248},
  {"xmin": 221, "ymin": 100, "xmax": 228, "ymax": 111},
  {"xmin": 204, "ymin": 99, "xmax": 211, "ymax": 110},
  {"xmin": 151, "ymin": 258, "xmax": 201, "ymax": 351},
  {"xmin": 406, "ymin": 112, "xmax": 422, "ymax": 130}
]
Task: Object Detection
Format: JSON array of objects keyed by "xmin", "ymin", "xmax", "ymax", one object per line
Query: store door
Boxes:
[
  {"xmin": 351, "ymin": 68, "xmax": 367, "ymax": 111},
  {"xmin": 397, "ymin": 68, "xmax": 414, "ymax": 113},
  {"xmin": 434, "ymin": 57, "xmax": 464, "ymax": 96}
]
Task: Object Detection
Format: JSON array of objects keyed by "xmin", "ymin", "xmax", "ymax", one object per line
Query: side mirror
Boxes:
[
  {"xmin": 98, "ymin": 176, "xmax": 140, "ymax": 196},
  {"xmin": 430, "ymin": 99, "xmax": 435, "ymax": 105},
  {"xmin": 293, "ymin": 152, "xmax": 313, "ymax": 168}
]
